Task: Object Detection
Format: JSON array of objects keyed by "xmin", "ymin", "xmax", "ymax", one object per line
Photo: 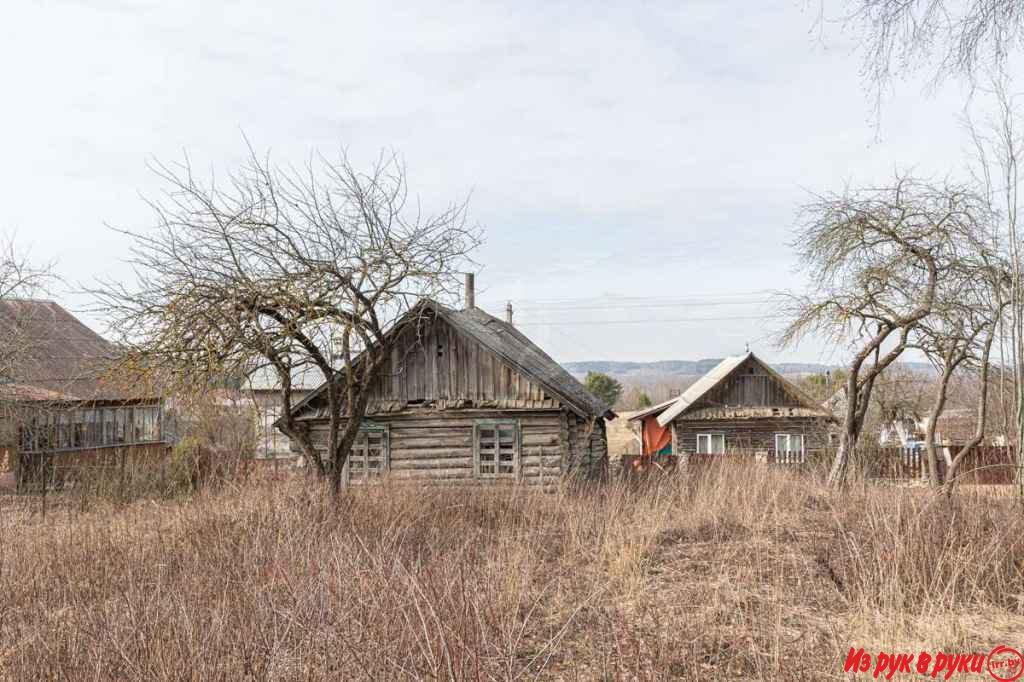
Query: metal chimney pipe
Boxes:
[
  {"xmin": 465, "ymin": 273, "xmax": 475, "ymax": 309},
  {"xmin": 506, "ymin": 301, "xmax": 513, "ymax": 324}
]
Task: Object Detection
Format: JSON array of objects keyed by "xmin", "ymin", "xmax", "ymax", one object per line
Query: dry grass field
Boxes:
[{"xmin": 1, "ymin": 464, "xmax": 1022, "ymax": 680}]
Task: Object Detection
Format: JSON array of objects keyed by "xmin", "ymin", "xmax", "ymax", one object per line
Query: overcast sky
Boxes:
[{"xmin": 0, "ymin": 1, "xmax": 993, "ymax": 364}]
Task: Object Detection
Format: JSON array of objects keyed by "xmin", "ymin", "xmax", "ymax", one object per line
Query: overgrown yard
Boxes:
[{"xmin": 1, "ymin": 466, "xmax": 1022, "ymax": 680}]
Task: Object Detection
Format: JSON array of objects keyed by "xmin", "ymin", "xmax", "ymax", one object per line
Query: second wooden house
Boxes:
[
  {"xmin": 629, "ymin": 352, "xmax": 834, "ymax": 463},
  {"xmin": 285, "ymin": 298, "xmax": 615, "ymax": 486}
]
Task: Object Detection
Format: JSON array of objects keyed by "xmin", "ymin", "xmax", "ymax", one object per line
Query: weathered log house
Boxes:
[
  {"xmin": 285, "ymin": 298, "xmax": 615, "ymax": 486},
  {"xmin": 629, "ymin": 352, "xmax": 834, "ymax": 463}
]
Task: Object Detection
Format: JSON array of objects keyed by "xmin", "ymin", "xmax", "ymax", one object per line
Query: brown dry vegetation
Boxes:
[{"xmin": 1, "ymin": 465, "xmax": 1023, "ymax": 680}]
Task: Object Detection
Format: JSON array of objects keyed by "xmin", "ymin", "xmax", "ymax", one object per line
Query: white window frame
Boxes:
[
  {"xmin": 474, "ymin": 420, "xmax": 520, "ymax": 478},
  {"xmin": 696, "ymin": 433, "xmax": 726, "ymax": 455},
  {"xmin": 774, "ymin": 433, "xmax": 806, "ymax": 460},
  {"xmin": 345, "ymin": 426, "xmax": 390, "ymax": 483}
]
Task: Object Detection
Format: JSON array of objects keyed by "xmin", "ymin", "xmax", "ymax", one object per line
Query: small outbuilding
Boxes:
[
  {"xmin": 628, "ymin": 352, "xmax": 834, "ymax": 463},
  {"xmin": 286, "ymin": 298, "xmax": 615, "ymax": 486}
]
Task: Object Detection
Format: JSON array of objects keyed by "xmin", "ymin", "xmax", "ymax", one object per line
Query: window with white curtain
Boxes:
[
  {"xmin": 696, "ymin": 433, "xmax": 726, "ymax": 454},
  {"xmin": 775, "ymin": 433, "xmax": 805, "ymax": 459}
]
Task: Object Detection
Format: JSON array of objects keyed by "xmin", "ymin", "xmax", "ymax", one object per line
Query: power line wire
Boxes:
[
  {"xmin": 514, "ymin": 314, "xmax": 779, "ymax": 326},
  {"xmin": 507, "ymin": 300, "xmax": 774, "ymax": 312},
  {"xmin": 477, "ymin": 290, "xmax": 776, "ymax": 306}
]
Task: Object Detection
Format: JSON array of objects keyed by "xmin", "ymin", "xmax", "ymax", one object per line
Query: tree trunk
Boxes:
[
  {"xmin": 828, "ymin": 430, "xmax": 856, "ymax": 486},
  {"xmin": 923, "ymin": 364, "xmax": 955, "ymax": 488}
]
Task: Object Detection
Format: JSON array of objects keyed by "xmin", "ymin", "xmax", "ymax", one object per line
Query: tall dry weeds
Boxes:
[{"xmin": 0, "ymin": 463, "xmax": 1020, "ymax": 679}]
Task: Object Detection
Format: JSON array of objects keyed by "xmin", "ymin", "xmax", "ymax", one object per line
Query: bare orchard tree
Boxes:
[
  {"xmin": 909, "ymin": 253, "xmax": 1007, "ymax": 488},
  {"xmin": 840, "ymin": 0, "xmax": 1024, "ymax": 93},
  {"xmin": 965, "ymin": 77, "xmax": 1024, "ymax": 494},
  {"xmin": 778, "ymin": 177, "xmax": 992, "ymax": 487},
  {"xmin": 95, "ymin": 146, "xmax": 480, "ymax": 494}
]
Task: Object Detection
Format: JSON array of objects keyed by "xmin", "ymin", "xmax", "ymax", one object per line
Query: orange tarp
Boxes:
[{"xmin": 642, "ymin": 416, "xmax": 672, "ymax": 455}]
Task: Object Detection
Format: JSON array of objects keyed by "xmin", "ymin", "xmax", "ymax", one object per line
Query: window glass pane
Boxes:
[
  {"xmin": 477, "ymin": 422, "xmax": 517, "ymax": 477},
  {"xmin": 57, "ymin": 413, "xmax": 70, "ymax": 449},
  {"xmin": 103, "ymin": 409, "xmax": 116, "ymax": 445},
  {"xmin": 348, "ymin": 428, "xmax": 388, "ymax": 481},
  {"xmin": 712, "ymin": 434, "xmax": 725, "ymax": 454}
]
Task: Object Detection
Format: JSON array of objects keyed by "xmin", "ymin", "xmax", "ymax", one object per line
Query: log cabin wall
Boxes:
[
  {"xmin": 300, "ymin": 408, "xmax": 597, "ymax": 486},
  {"xmin": 562, "ymin": 415, "xmax": 607, "ymax": 478},
  {"xmin": 672, "ymin": 416, "xmax": 831, "ymax": 456}
]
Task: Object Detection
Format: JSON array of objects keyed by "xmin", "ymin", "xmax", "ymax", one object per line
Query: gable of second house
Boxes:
[
  {"xmin": 672, "ymin": 355, "xmax": 831, "ymax": 457},
  {"xmin": 684, "ymin": 356, "xmax": 804, "ymax": 417}
]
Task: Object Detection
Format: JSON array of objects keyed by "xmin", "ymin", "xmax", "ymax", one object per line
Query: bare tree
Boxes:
[
  {"xmin": 965, "ymin": 77, "xmax": 1024, "ymax": 494},
  {"xmin": 841, "ymin": 0, "xmax": 1024, "ymax": 93},
  {"xmin": 866, "ymin": 363, "xmax": 929, "ymax": 440},
  {"xmin": 779, "ymin": 177, "xmax": 992, "ymax": 486},
  {"xmin": 910, "ymin": 252, "xmax": 1007, "ymax": 487},
  {"xmin": 95, "ymin": 146, "xmax": 481, "ymax": 494}
]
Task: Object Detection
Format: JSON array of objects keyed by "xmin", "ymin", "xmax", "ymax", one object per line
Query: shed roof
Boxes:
[
  {"xmin": 0, "ymin": 299, "xmax": 120, "ymax": 400},
  {"xmin": 289, "ymin": 300, "xmax": 615, "ymax": 420}
]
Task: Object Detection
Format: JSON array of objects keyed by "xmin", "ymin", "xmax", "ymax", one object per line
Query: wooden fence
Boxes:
[
  {"xmin": 620, "ymin": 446, "xmax": 1018, "ymax": 485},
  {"xmin": 870, "ymin": 445, "xmax": 1016, "ymax": 485}
]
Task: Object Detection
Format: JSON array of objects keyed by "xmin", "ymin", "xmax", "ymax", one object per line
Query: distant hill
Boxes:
[{"xmin": 563, "ymin": 359, "xmax": 933, "ymax": 379}]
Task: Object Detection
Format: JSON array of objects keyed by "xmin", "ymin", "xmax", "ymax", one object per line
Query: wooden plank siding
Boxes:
[
  {"xmin": 691, "ymin": 367, "xmax": 804, "ymax": 411},
  {"xmin": 373, "ymin": 318, "xmax": 554, "ymax": 407},
  {"xmin": 302, "ymin": 316, "xmax": 560, "ymax": 419}
]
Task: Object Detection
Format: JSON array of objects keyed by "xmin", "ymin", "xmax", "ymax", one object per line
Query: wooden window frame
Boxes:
[
  {"xmin": 473, "ymin": 420, "xmax": 520, "ymax": 479},
  {"xmin": 344, "ymin": 425, "xmax": 390, "ymax": 484},
  {"xmin": 774, "ymin": 433, "xmax": 806, "ymax": 458},
  {"xmin": 696, "ymin": 432, "xmax": 726, "ymax": 455}
]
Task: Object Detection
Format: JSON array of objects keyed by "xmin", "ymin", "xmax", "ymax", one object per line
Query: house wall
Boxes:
[
  {"xmin": 672, "ymin": 416, "xmax": 831, "ymax": 456},
  {"xmin": 296, "ymin": 408, "xmax": 607, "ymax": 486},
  {"xmin": 16, "ymin": 442, "xmax": 171, "ymax": 489}
]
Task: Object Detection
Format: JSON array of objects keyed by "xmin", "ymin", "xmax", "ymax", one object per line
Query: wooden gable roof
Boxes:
[
  {"xmin": 629, "ymin": 352, "xmax": 830, "ymax": 427},
  {"xmin": 288, "ymin": 300, "xmax": 615, "ymax": 420}
]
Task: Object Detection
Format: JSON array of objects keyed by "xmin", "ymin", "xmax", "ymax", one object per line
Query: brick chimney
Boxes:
[{"xmin": 464, "ymin": 273, "xmax": 475, "ymax": 309}]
